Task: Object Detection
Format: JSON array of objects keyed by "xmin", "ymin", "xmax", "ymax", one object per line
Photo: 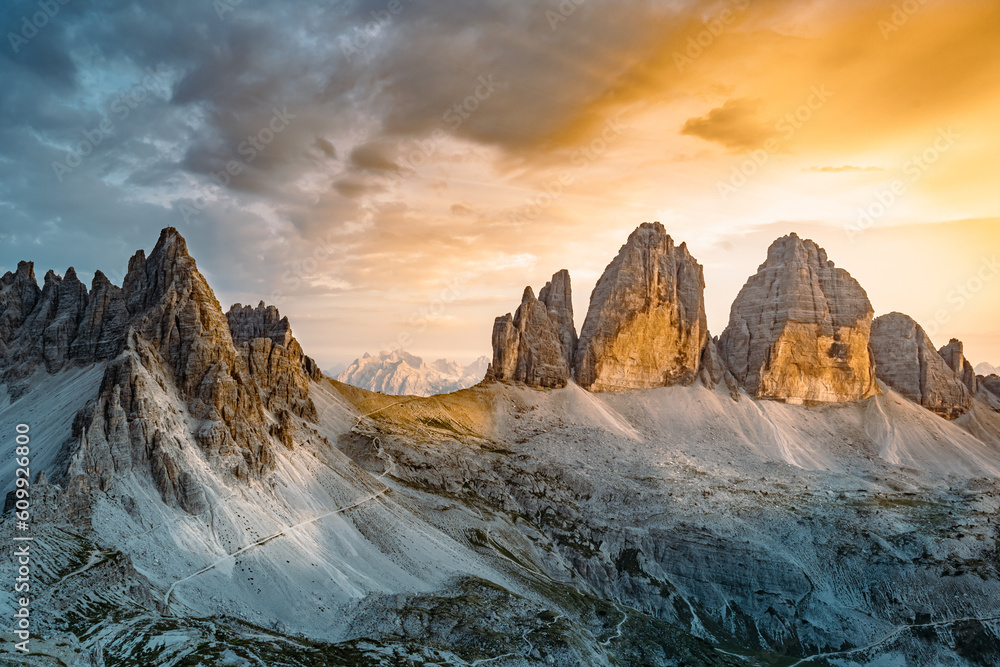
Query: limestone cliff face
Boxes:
[
  {"xmin": 700, "ymin": 336, "xmax": 739, "ymax": 398},
  {"xmin": 870, "ymin": 313, "xmax": 972, "ymax": 420},
  {"xmin": 489, "ymin": 274, "xmax": 575, "ymax": 388},
  {"xmin": 1, "ymin": 227, "xmax": 325, "ymax": 514},
  {"xmin": 0, "ymin": 265, "xmax": 89, "ymax": 384},
  {"xmin": 1, "ymin": 264, "xmax": 131, "ymax": 388},
  {"xmin": 68, "ymin": 271, "xmax": 129, "ymax": 362},
  {"xmin": 227, "ymin": 301, "xmax": 321, "ymax": 421},
  {"xmin": 938, "ymin": 338, "xmax": 978, "ymax": 395},
  {"xmin": 718, "ymin": 234, "xmax": 877, "ymax": 404},
  {"xmin": 574, "ymin": 222, "xmax": 708, "ymax": 392},
  {"xmin": 0, "ymin": 262, "xmax": 41, "ymax": 347}
]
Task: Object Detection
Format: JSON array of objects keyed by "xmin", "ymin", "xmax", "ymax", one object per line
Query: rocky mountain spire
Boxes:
[
  {"xmin": 574, "ymin": 222, "xmax": 708, "ymax": 392},
  {"xmin": 5, "ymin": 227, "xmax": 327, "ymax": 514},
  {"xmin": 718, "ymin": 233, "xmax": 877, "ymax": 404},
  {"xmin": 0, "ymin": 261, "xmax": 42, "ymax": 349},
  {"xmin": 870, "ymin": 313, "xmax": 973, "ymax": 420},
  {"xmin": 488, "ymin": 277, "xmax": 575, "ymax": 389},
  {"xmin": 21, "ymin": 267, "xmax": 89, "ymax": 371},
  {"xmin": 538, "ymin": 269, "xmax": 577, "ymax": 370},
  {"xmin": 0, "ymin": 264, "xmax": 90, "ymax": 385},
  {"xmin": 938, "ymin": 338, "xmax": 978, "ymax": 395},
  {"xmin": 69, "ymin": 270, "xmax": 129, "ymax": 362}
]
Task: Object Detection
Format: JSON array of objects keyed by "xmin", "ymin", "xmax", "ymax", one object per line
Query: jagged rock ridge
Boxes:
[
  {"xmin": 0, "ymin": 228, "xmax": 324, "ymax": 513},
  {"xmin": 870, "ymin": 313, "xmax": 972, "ymax": 420},
  {"xmin": 574, "ymin": 222, "xmax": 708, "ymax": 392},
  {"xmin": 719, "ymin": 233, "xmax": 877, "ymax": 404},
  {"xmin": 538, "ymin": 269, "xmax": 577, "ymax": 370}
]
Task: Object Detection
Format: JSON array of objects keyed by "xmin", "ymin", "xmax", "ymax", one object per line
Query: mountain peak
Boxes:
[
  {"xmin": 2, "ymin": 260, "xmax": 36, "ymax": 287},
  {"xmin": 575, "ymin": 223, "xmax": 707, "ymax": 391},
  {"xmin": 720, "ymin": 235, "xmax": 875, "ymax": 403},
  {"xmin": 490, "ymin": 269, "xmax": 576, "ymax": 388},
  {"xmin": 227, "ymin": 301, "xmax": 292, "ymax": 347},
  {"xmin": 154, "ymin": 226, "xmax": 188, "ymax": 251}
]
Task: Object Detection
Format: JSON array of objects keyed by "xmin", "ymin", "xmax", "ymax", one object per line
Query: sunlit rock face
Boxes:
[
  {"xmin": 574, "ymin": 222, "xmax": 708, "ymax": 392},
  {"xmin": 871, "ymin": 312, "xmax": 973, "ymax": 420},
  {"xmin": 719, "ymin": 233, "xmax": 877, "ymax": 404}
]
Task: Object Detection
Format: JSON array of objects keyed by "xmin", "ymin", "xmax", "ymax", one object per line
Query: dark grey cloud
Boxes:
[{"xmin": 0, "ymin": 0, "xmax": 700, "ymax": 313}]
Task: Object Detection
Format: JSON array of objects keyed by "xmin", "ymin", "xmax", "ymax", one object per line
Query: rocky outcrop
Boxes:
[
  {"xmin": 22, "ymin": 268, "xmax": 90, "ymax": 371},
  {"xmin": 574, "ymin": 222, "xmax": 708, "ymax": 392},
  {"xmin": 700, "ymin": 336, "xmax": 739, "ymax": 398},
  {"xmin": 0, "ymin": 266, "xmax": 89, "ymax": 384},
  {"xmin": 227, "ymin": 301, "xmax": 321, "ymax": 420},
  {"xmin": 938, "ymin": 338, "xmax": 978, "ymax": 395},
  {"xmin": 488, "ymin": 277, "xmax": 574, "ymax": 388},
  {"xmin": 1, "ymin": 264, "xmax": 133, "ymax": 390},
  {"xmin": 719, "ymin": 234, "xmax": 877, "ymax": 404},
  {"xmin": 982, "ymin": 375, "xmax": 1000, "ymax": 398},
  {"xmin": 870, "ymin": 313, "xmax": 972, "ymax": 420},
  {"xmin": 0, "ymin": 261, "xmax": 42, "ymax": 349}
]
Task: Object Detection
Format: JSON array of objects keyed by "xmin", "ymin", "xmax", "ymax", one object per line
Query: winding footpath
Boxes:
[
  {"xmin": 598, "ymin": 604, "xmax": 628, "ymax": 647},
  {"xmin": 469, "ymin": 613, "xmax": 565, "ymax": 666},
  {"xmin": 164, "ymin": 405, "xmax": 398, "ymax": 609},
  {"xmin": 40, "ymin": 549, "xmax": 113, "ymax": 602},
  {"xmin": 787, "ymin": 613, "xmax": 1000, "ymax": 666}
]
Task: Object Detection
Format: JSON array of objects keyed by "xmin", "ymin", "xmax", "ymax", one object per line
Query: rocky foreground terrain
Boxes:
[{"xmin": 2, "ymin": 225, "xmax": 1000, "ymax": 666}]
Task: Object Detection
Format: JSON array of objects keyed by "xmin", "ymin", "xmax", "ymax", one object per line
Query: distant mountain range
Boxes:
[
  {"xmin": 333, "ymin": 350, "xmax": 489, "ymax": 396},
  {"xmin": 976, "ymin": 362, "xmax": 998, "ymax": 376}
]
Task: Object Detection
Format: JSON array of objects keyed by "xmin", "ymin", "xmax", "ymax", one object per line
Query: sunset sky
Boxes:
[{"xmin": 1, "ymin": 0, "xmax": 999, "ymax": 368}]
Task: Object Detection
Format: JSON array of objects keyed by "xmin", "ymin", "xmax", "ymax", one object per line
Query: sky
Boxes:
[{"xmin": 1, "ymin": 0, "xmax": 999, "ymax": 369}]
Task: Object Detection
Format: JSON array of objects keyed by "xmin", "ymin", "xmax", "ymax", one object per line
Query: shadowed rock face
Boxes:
[
  {"xmin": 538, "ymin": 269, "xmax": 577, "ymax": 370},
  {"xmin": 0, "ymin": 262, "xmax": 41, "ymax": 347},
  {"xmin": 938, "ymin": 338, "xmax": 978, "ymax": 395},
  {"xmin": 227, "ymin": 301, "xmax": 321, "ymax": 421},
  {"xmin": 719, "ymin": 233, "xmax": 877, "ymax": 404},
  {"xmin": 69, "ymin": 271, "xmax": 129, "ymax": 363},
  {"xmin": 1, "ymin": 264, "xmax": 90, "ymax": 383},
  {"xmin": 574, "ymin": 222, "xmax": 708, "ymax": 392},
  {"xmin": 489, "ymin": 271, "xmax": 576, "ymax": 388},
  {"xmin": 871, "ymin": 312, "xmax": 972, "ymax": 420}
]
